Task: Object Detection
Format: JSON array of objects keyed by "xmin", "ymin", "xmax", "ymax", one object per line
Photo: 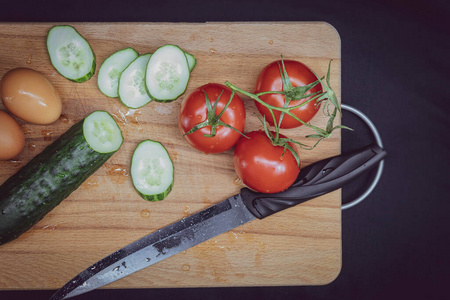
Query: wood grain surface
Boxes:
[{"xmin": 0, "ymin": 22, "xmax": 342, "ymax": 290}]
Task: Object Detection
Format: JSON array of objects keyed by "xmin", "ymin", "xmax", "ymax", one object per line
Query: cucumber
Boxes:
[
  {"xmin": 98, "ymin": 47, "xmax": 139, "ymax": 98},
  {"xmin": 145, "ymin": 45, "xmax": 190, "ymax": 102},
  {"xmin": 0, "ymin": 111, "xmax": 123, "ymax": 246},
  {"xmin": 131, "ymin": 140, "xmax": 174, "ymax": 201},
  {"xmin": 185, "ymin": 51, "xmax": 197, "ymax": 72},
  {"xmin": 118, "ymin": 54, "xmax": 153, "ymax": 109},
  {"xmin": 46, "ymin": 25, "xmax": 96, "ymax": 83}
]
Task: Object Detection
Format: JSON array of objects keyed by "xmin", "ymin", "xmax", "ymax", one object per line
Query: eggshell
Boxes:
[
  {"xmin": 0, "ymin": 110, "xmax": 25, "ymax": 160},
  {"xmin": 1, "ymin": 68, "xmax": 62, "ymax": 124}
]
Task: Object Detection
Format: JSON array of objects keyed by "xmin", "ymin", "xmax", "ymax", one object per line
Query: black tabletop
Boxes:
[{"xmin": 1, "ymin": 0, "xmax": 449, "ymax": 299}]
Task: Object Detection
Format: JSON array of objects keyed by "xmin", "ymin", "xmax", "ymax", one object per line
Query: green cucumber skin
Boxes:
[
  {"xmin": 72, "ymin": 60, "xmax": 96, "ymax": 83},
  {"xmin": 0, "ymin": 120, "xmax": 116, "ymax": 246},
  {"xmin": 185, "ymin": 52, "xmax": 197, "ymax": 72},
  {"xmin": 135, "ymin": 183, "xmax": 174, "ymax": 202},
  {"xmin": 131, "ymin": 140, "xmax": 174, "ymax": 202},
  {"xmin": 46, "ymin": 25, "xmax": 96, "ymax": 83}
]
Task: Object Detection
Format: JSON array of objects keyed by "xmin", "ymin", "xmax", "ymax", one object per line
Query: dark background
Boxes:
[{"xmin": 1, "ymin": 0, "xmax": 449, "ymax": 299}]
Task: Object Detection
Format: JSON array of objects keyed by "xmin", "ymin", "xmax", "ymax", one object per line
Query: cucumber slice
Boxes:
[
  {"xmin": 145, "ymin": 45, "xmax": 190, "ymax": 102},
  {"xmin": 131, "ymin": 140, "xmax": 174, "ymax": 201},
  {"xmin": 98, "ymin": 48, "xmax": 139, "ymax": 98},
  {"xmin": 46, "ymin": 25, "xmax": 96, "ymax": 83},
  {"xmin": 83, "ymin": 111, "xmax": 123, "ymax": 153},
  {"xmin": 185, "ymin": 51, "xmax": 197, "ymax": 72},
  {"xmin": 118, "ymin": 54, "xmax": 153, "ymax": 109}
]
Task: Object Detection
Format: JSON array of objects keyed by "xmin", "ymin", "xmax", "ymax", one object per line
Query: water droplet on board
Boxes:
[
  {"xmin": 209, "ymin": 37, "xmax": 214, "ymax": 42},
  {"xmin": 9, "ymin": 160, "xmax": 21, "ymax": 167},
  {"xmin": 268, "ymin": 40, "xmax": 274, "ymax": 45},
  {"xmin": 181, "ymin": 264, "xmax": 190, "ymax": 271},
  {"xmin": 83, "ymin": 177, "xmax": 99, "ymax": 190},
  {"xmin": 233, "ymin": 176, "xmax": 242, "ymax": 185},
  {"xmin": 26, "ymin": 54, "xmax": 32, "ymax": 64},
  {"xmin": 110, "ymin": 112, "xmax": 126, "ymax": 126},
  {"xmin": 41, "ymin": 221, "xmax": 64, "ymax": 231},
  {"xmin": 141, "ymin": 209, "xmax": 151, "ymax": 218},
  {"xmin": 209, "ymin": 48, "xmax": 217, "ymax": 54},
  {"xmin": 183, "ymin": 205, "xmax": 193, "ymax": 218},
  {"xmin": 126, "ymin": 108, "xmax": 142, "ymax": 124},
  {"xmin": 28, "ymin": 143, "xmax": 37, "ymax": 151},
  {"xmin": 59, "ymin": 114, "xmax": 69, "ymax": 123},
  {"xmin": 105, "ymin": 164, "xmax": 129, "ymax": 184},
  {"xmin": 41, "ymin": 129, "xmax": 53, "ymax": 141},
  {"xmin": 228, "ymin": 230, "xmax": 239, "ymax": 240},
  {"xmin": 23, "ymin": 127, "xmax": 32, "ymax": 135}
]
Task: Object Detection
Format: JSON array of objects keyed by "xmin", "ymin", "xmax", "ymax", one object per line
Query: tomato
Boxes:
[
  {"xmin": 179, "ymin": 83, "xmax": 246, "ymax": 153},
  {"xmin": 254, "ymin": 60, "xmax": 322, "ymax": 129},
  {"xmin": 234, "ymin": 130, "xmax": 300, "ymax": 193}
]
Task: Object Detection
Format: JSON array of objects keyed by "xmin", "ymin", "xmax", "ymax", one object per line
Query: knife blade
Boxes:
[{"xmin": 50, "ymin": 144, "xmax": 386, "ymax": 299}]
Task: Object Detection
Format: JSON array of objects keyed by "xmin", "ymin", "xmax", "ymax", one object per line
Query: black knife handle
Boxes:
[{"xmin": 240, "ymin": 144, "xmax": 387, "ymax": 219}]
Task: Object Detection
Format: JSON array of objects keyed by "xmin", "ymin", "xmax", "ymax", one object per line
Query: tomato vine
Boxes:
[{"xmin": 225, "ymin": 57, "xmax": 352, "ymax": 158}]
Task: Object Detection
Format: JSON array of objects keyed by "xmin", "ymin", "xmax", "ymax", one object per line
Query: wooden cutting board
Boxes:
[{"xmin": 0, "ymin": 22, "xmax": 341, "ymax": 290}]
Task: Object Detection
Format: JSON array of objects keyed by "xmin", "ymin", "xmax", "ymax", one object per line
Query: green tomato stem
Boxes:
[
  {"xmin": 255, "ymin": 91, "xmax": 285, "ymax": 97},
  {"xmin": 184, "ymin": 88, "xmax": 247, "ymax": 139},
  {"xmin": 225, "ymin": 81, "xmax": 312, "ymax": 127}
]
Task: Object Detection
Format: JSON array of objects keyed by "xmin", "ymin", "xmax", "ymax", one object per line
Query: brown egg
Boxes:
[
  {"xmin": 0, "ymin": 110, "xmax": 25, "ymax": 160},
  {"xmin": 1, "ymin": 68, "xmax": 62, "ymax": 124}
]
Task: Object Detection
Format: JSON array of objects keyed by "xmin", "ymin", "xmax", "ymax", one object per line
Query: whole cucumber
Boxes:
[{"xmin": 0, "ymin": 111, "xmax": 123, "ymax": 246}]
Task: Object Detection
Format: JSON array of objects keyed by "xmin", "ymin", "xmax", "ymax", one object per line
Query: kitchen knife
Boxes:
[{"xmin": 50, "ymin": 144, "xmax": 386, "ymax": 299}]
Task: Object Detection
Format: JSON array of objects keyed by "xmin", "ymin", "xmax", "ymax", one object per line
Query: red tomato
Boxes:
[
  {"xmin": 179, "ymin": 83, "xmax": 246, "ymax": 153},
  {"xmin": 234, "ymin": 130, "xmax": 300, "ymax": 193},
  {"xmin": 254, "ymin": 60, "xmax": 322, "ymax": 129}
]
